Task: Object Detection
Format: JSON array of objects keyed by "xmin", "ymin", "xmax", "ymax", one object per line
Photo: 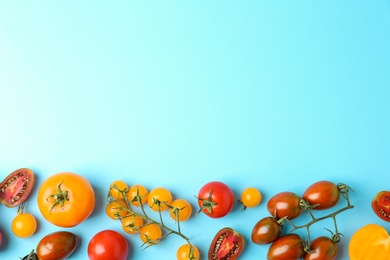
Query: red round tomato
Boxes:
[
  {"xmin": 0, "ymin": 168, "xmax": 35, "ymax": 208},
  {"xmin": 197, "ymin": 181, "xmax": 234, "ymax": 218},
  {"xmin": 372, "ymin": 191, "xmax": 390, "ymax": 222},
  {"xmin": 36, "ymin": 231, "xmax": 78, "ymax": 260},
  {"xmin": 302, "ymin": 181, "xmax": 340, "ymax": 210},
  {"xmin": 304, "ymin": 236, "xmax": 338, "ymax": 260},
  {"xmin": 251, "ymin": 217, "xmax": 282, "ymax": 244},
  {"xmin": 267, "ymin": 192, "xmax": 302, "ymax": 220},
  {"xmin": 267, "ymin": 234, "xmax": 304, "ymax": 260},
  {"xmin": 208, "ymin": 227, "xmax": 244, "ymax": 259},
  {"xmin": 88, "ymin": 230, "xmax": 128, "ymax": 260}
]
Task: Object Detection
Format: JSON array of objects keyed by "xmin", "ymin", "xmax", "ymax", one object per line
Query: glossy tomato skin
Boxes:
[
  {"xmin": 267, "ymin": 192, "xmax": 302, "ymax": 220},
  {"xmin": 302, "ymin": 181, "xmax": 340, "ymax": 210},
  {"xmin": 197, "ymin": 181, "xmax": 234, "ymax": 218},
  {"xmin": 36, "ymin": 231, "xmax": 78, "ymax": 260},
  {"xmin": 88, "ymin": 230, "xmax": 128, "ymax": 260},
  {"xmin": 0, "ymin": 168, "xmax": 35, "ymax": 208},
  {"xmin": 267, "ymin": 234, "xmax": 304, "ymax": 260},
  {"xmin": 304, "ymin": 236, "xmax": 338, "ymax": 260},
  {"xmin": 208, "ymin": 227, "xmax": 244, "ymax": 260},
  {"xmin": 37, "ymin": 172, "xmax": 95, "ymax": 228},
  {"xmin": 251, "ymin": 217, "xmax": 282, "ymax": 244},
  {"xmin": 372, "ymin": 191, "xmax": 390, "ymax": 222}
]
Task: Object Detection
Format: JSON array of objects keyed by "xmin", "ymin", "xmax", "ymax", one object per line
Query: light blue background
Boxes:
[{"xmin": 1, "ymin": 1, "xmax": 390, "ymax": 259}]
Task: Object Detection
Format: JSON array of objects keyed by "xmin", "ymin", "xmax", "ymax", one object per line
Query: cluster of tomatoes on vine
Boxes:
[{"xmin": 251, "ymin": 180, "xmax": 354, "ymax": 260}]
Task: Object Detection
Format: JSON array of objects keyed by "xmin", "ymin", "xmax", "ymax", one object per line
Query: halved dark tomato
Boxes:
[
  {"xmin": 36, "ymin": 231, "xmax": 78, "ymax": 260},
  {"xmin": 372, "ymin": 191, "xmax": 390, "ymax": 222},
  {"xmin": 208, "ymin": 227, "xmax": 244, "ymax": 260},
  {"xmin": 0, "ymin": 168, "xmax": 35, "ymax": 208}
]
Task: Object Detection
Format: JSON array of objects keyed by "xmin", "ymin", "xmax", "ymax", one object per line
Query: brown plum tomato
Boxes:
[
  {"xmin": 302, "ymin": 180, "xmax": 340, "ymax": 210},
  {"xmin": 36, "ymin": 231, "xmax": 78, "ymax": 260},
  {"xmin": 304, "ymin": 236, "xmax": 338, "ymax": 260},
  {"xmin": 251, "ymin": 217, "xmax": 282, "ymax": 244},
  {"xmin": 88, "ymin": 230, "xmax": 128, "ymax": 260},
  {"xmin": 372, "ymin": 191, "xmax": 390, "ymax": 222},
  {"xmin": 197, "ymin": 181, "xmax": 235, "ymax": 218},
  {"xmin": 0, "ymin": 168, "xmax": 35, "ymax": 208},
  {"xmin": 208, "ymin": 227, "xmax": 244, "ymax": 260},
  {"xmin": 267, "ymin": 192, "xmax": 302, "ymax": 219},
  {"xmin": 267, "ymin": 234, "xmax": 304, "ymax": 260}
]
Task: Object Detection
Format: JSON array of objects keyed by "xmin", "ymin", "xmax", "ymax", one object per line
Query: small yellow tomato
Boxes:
[
  {"xmin": 148, "ymin": 187, "xmax": 172, "ymax": 211},
  {"xmin": 169, "ymin": 199, "xmax": 192, "ymax": 222},
  {"xmin": 240, "ymin": 187, "xmax": 262, "ymax": 209},
  {"xmin": 121, "ymin": 215, "xmax": 144, "ymax": 234},
  {"xmin": 12, "ymin": 212, "xmax": 37, "ymax": 238},
  {"xmin": 109, "ymin": 180, "xmax": 129, "ymax": 199},
  {"xmin": 177, "ymin": 243, "xmax": 200, "ymax": 260},
  {"xmin": 139, "ymin": 223, "xmax": 162, "ymax": 244},
  {"xmin": 105, "ymin": 200, "xmax": 128, "ymax": 220},
  {"xmin": 127, "ymin": 184, "xmax": 149, "ymax": 206}
]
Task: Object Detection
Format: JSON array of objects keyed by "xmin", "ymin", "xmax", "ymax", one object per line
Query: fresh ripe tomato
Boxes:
[
  {"xmin": 0, "ymin": 230, "xmax": 3, "ymax": 248},
  {"xmin": 148, "ymin": 187, "xmax": 172, "ymax": 211},
  {"xmin": 177, "ymin": 244, "xmax": 200, "ymax": 260},
  {"xmin": 372, "ymin": 191, "xmax": 390, "ymax": 222},
  {"xmin": 208, "ymin": 227, "xmax": 244, "ymax": 260},
  {"xmin": 36, "ymin": 231, "xmax": 78, "ymax": 260},
  {"xmin": 127, "ymin": 184, "xmax": 149, "ymax": 206},
  {"xmin": 267, "ymin": 234, "xmax": 304, "ymax": 260},
  {"xmin": 349, "ymin": 224, "xmax": 390, "ymax": 260},
  {"xmin": 37, "ymin": 172, "xmax": 95, "ymax": 228},
  {"xmin": 169, "ymin": 199, "xmax": 193, "ymax": 222},
  {"xmin": 304, "ymin": 236, "xmax": 338, "ymax": 260},
  {"xmin": 12, "ymin": 210, "xmax": 37, "ymax": 238},
  {"xmin": 240, "ymin": 187, "xmax": 262, "ymax": 210},
  {"xmin": 302, "ymin": 181, "xmax": 340, "ymax": 210},
  {"xmin": 267, "ymin": 191, "xmax": 302, "ymax": 219},
  {"xmin": 139, "ymin": 223, "xmax": 162, "ymax": 245},
  {"xmin": 197, "ymin": 181, "xmax": 235, "ymax": 218},
  {"xmin": 121, "ymin": 215, "xmax": 144, "ymax": 234},
  {"xmin": 0, "ymin": 168, "xmax": 35, "ymax": 208},
  {"xmin": 105, "ymin": 200, "xmax": 128, "ymax": 220},
  {"xmin": 251, "ymin": 217, "xmax": 282, "ymax": 244},
  {"xmin": 109, "ymin": 180, "xmax": 128, "ymax": 200},
  {"xmin": 88, "ymin": 230, "xmax": 128, "ymax": 260}
]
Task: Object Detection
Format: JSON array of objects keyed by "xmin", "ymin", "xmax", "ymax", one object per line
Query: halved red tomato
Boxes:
[
  {"xmin": 208, "ymin": 227, "xmax": 244, "ymax": 260},
  {"xmin": 0, "ymin": 168, "xmax": 35, "ymax": 208},
  {"xmin": 372, "ymin": 191, "xmax": 390, "ymax": 222}
]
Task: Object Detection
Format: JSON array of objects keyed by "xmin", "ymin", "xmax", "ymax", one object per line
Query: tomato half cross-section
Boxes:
[
  {"xmin": 0, "ymin": 168, "xmax": 35, "ymax": 208},
  {"xmin": 37, "ymin": 172, "xmax": 95, "ymax": 228},
  {"xmin": 208, "ymin": 227, "xmax": 245, "ymax": 260},
  {"xmin": 372, "ymin": 190, "xmax": 390, "ymax": 222}
]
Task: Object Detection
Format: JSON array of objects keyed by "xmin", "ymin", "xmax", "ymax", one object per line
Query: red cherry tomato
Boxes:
[
  {"xmin": 0, "ymin": 168, "xmax": 35, "ymax": 208},
  {"xmin": 267, "ymin": 234, "xmax": 304, "ymax": 260},
  {"xmin": 302, "ymin": 181, "xmax": 340, "ymax": 210},
  {"xmin": 208, "ymin": 227, "xmax": 244, "ymax": 260},
  {"xmin": 88, "ymin": 230, "xmax": 128, "ymax": 260},
  {"xmin": 372, "ymin": 191, "xmax": 390, "ymax": 222},
  {"xmin": 197, "ymin": 181, "xmax": 234, "ymax": 218},
  {"xmin": 304, "ymin": 236, "xmax": 338, "ymax": 260},
  {"xmin": 251, "ymin": 217, "xmax": 282, "ymax": 244},
  {"xmin": 267, "ymin": 192, "xmax": 302, "ymax": 219}
]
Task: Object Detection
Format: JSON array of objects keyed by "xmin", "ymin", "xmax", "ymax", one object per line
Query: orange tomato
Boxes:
[
  {"xmin": 127, "ymin": 184, "xmax": 149, "ymax": 206},
  {"xmin": 37, "ymin": 172, "xmax": 95, "ymax": 228},
  {"xmin": 349, "ymin": 224, "xmax": 390, "ymax": 260},
  {"xmin": 177, "ymin": 244, "xmax": 200, "ymax": 260},
  {"xmin": 109, "ymin": 180, "xmax": 128, "ymax": 200},
  {"xmin": 139, "ymin": 223, "xmax": 162, "ymax": 244},
  {"xmin": 169, "ymin": 199, "xmax": 192, "ymax": 222},
  {"xmin": 105, "ymin": 200, "xmax": 128, "ymax": 220},
  {"xmin": 121, "ymin": 215, "xmax": 144, "ymax": 234}
]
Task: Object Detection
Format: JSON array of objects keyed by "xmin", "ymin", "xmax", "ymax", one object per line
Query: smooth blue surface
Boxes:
[{"xmin": 1, "ymin": 1, "xmax": 390, "ymax": 259}]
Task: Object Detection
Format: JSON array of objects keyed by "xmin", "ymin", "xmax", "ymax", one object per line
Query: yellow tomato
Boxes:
[
  {"xmin": 121, "ymin": 215, "xmax": 144, "ymax": 234},
  {"xmin": 177, "ymin": 244, "xmax": 200, "ymax": 260},
  {"xmin": 12, "ymin": 212, "xmax": 37, "ymax": 238},
  {"xmin": 169, "ymin": 199, "xmax": 192, "ymax": 222},
  {"xmin": 127, "ymin": 184, "xmax": 149, "ymax": 206},
  {"xmin": 148, "ymin": 187, "xmax": 172, "ymax": 211},
  {"xmin": 109, "ymin": 180, "xmax": 128, "ymax": 200},
  {"xmin": 139, "ymin": 223, "xmax": 162, "ymax": 244},
  {"xmin": 106, "ymin": 200, "xmax": 129, "ymax": 220}
]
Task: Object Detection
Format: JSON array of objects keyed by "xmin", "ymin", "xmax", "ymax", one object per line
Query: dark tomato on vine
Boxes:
[
  {"xmin": 302, "ymin": 180, "xmax": 340, "ymax": 210},
  {"xmin": 372, "ymin": 191, "xmax": 390, "ymax": 222},
  {"xmin": 88, "ymin": 230, "xmax": 128, "ymax": 260},
  {"xmin": 36, "ymin": 231, "xmax": 78, "ymax": 260},
  {"xmin": 208, "ymin": 227, "xmax": 244, "ymax": 260},
  {"xmin": 0, "ymin": 168, "xmax": 35, "ymax": 208},
  {"xmin": 197, "ymin": 181, "xmax": 235, "ymax": 218},
  {"xmin": 251, "ymin": 217, "xmax": 282, "ymax": 244},
  {"xmin": 304, "ymin": 236, "xmax": 338, "ymax": 260},
  {"xmin": 267, "ymin": 234, "xmax": 304, "ymax": 260},
  {"xmin": 267, "ymin": 191, "xmax": 302, "ymax": 219}
]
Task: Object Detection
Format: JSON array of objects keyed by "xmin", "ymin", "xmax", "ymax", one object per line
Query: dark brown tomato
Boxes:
[
  {"xmin": 251, "ymin": 217, "xmax": 282, "ymax": 244},
  {"xmin": 302, "ymin": 181, "xmax": 340, "ymax": 210},
  {"xmin": 372, "ymin": 191, "xmax": 390, "ymax": 222},
  {"xmin": 267, "ymin": 234, "xmax": 304, "ymax": 260},
  {"xmin": 36, "ymin": 231, "xmax": 78, "ymax": 260},
  {"xmin": 267, "ymin": 192, "xmax": 302, "ymax": 219},
  {"xmin": 209, "ymin": 227, "xmax": 244, "ymax": 260},
  {"xmin": 0, "ymin": 168, "xmax": 35, "ymax": 208},
  {"xmin": 304, "ymin": 236, "xmax": 338, "ymax": 260}
]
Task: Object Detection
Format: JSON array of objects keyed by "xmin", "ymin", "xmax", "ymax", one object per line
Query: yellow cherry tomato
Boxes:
[
  {"xmin": 240, "ymin": 187, "xmax": 262, "ymax": 209},
  {"xmin": 121, "ymin": 215, "xmax": 144, "ymax": 234},
  {"xmin": 105, "ymin": 200, "xmax": 128, "ymax": 220},
  {"xmin": 169, "ymin": 199, "xmax": 192, "ymax": 222},
  {"xmin": 127, "ymin": 184, "xmax": 149, "ymax": 206},
  {"xmin": 109, "ymin": 180, "xmax": 129, "ymax": 199},
  {"xmin": 148, "ymin": 187, "xmax": 172, "ymax": 211},
  {"xmin": 139, "ymin": 223, "xmax": 162, "ymax": 244},
  {"xmin": 177, "ymin": 243, "xmax": 200, "ymax": 260},
  {"xmin": 12, "ymin": 211, "xmax": 37, "ymax": 238}
]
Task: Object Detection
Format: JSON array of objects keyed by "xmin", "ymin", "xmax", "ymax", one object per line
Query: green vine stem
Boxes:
[{"xmin": 107, "ymin": 184, "xmax": 197, "ymax": 257}]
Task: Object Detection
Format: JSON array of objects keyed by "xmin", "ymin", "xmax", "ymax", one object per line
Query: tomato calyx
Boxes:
[
  {"xmin": 195, "ymin": 188, "xmax": 217, "ymax": 215},
  {"xmin": 47, "ymin": 181, "xmax": 69, "ymax": 213},
  {"xmin": 21, "ymin": 250, "xmax": 38, "ymax": 260}
]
